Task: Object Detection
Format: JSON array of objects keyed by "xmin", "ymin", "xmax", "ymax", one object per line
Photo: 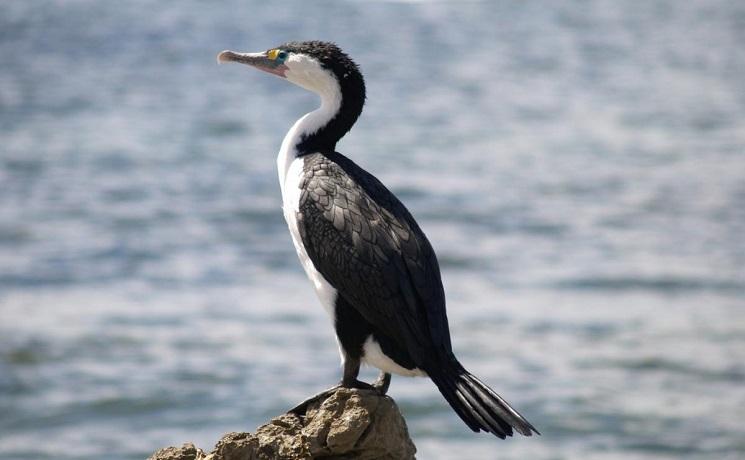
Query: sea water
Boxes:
[{"xmin": 1, "ymin": 1, "xmax": 744, "ymax": 458}]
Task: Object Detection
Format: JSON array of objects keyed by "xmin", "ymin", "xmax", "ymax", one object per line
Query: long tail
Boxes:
[{"xmin": 429, "ymin": 360, "xmax": 539, "ymax": 439}]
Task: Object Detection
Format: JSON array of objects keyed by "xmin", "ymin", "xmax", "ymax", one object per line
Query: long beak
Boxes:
[{"xmin": 217, "ymin": 50, "xmax": 288, "ymax": 78}]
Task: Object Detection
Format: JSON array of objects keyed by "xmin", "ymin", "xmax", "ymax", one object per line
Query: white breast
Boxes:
[
  {"xmin": 281, "ymin": 158, "xmax": 426, "ymax": 377},
  {"xmin": 281, "ymin": 156, "xmax": 338, "ymax": 321}
]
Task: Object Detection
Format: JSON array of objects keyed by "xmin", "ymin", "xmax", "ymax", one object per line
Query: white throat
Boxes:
[
  {"xmin": 276, "ymin": 62, "xmax": 342, "ymax": 197},
  {"xmin": 276, "ymin": 95, "xmax": 339, "ymax": 195}
]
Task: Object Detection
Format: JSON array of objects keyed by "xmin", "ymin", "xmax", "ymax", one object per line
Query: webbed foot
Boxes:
[
  {"xmin": 287, "ymin": 379, "xmax": 376, "ymax": 415},
  {"xmin": 372, "ymin": 372, "xmax": 391, "ymax": 395},
  {"xmin": 288, "ymin": 384, "xmax": 342, "ymax": 415}
]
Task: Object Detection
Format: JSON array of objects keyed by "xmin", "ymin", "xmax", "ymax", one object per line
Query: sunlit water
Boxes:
[{"xmin": 2, "ymin": 1, "xmax": 744, "ymax": 459}]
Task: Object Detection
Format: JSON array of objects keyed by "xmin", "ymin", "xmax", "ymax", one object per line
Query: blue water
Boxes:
[{"xmin": 2, "ymin": 1, "xmax": 745, "ymax": 458}]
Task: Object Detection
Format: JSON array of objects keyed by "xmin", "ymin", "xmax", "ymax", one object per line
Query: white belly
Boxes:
[{"xmin": 362, "ymin": 336, "xmax": 427, "ymax": 377}]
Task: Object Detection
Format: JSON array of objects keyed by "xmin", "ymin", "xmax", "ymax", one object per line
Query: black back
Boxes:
[{"xmin": 296, "ymin": 151, "xmax": 454, "ymax": 367}]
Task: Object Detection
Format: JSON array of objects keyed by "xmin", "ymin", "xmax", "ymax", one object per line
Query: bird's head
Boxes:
[
  {"xmin": 218, "ymin": 41, "xmax": 364, "ymax": 100},
  {"xmin": 218, "ymin": 41, "xmax": 365, "ymax": 152}
]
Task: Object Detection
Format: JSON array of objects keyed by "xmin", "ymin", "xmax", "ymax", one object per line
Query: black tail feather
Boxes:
[
  {"xmin": 435, "ymin": 373, "xmax": 483, "ymax": 432},
  {"xmin": 430, "ymin": 360, "xmax": 539, "ymax": 439}
]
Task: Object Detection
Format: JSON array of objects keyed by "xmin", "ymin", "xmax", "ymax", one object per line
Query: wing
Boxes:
[{"xmin": 296, "ymin": 152, "xmax": 453, "ymax": 365}]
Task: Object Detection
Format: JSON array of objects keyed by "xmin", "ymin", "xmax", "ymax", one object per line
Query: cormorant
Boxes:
[{"xmin": 218, "ymin": 41, "xmax": 538, "ymax": 439}]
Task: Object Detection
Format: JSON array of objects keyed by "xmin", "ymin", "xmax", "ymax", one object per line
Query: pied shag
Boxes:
[{"xmin": 218, "ymin": 41, "xmax": 538, "ymax": 439}]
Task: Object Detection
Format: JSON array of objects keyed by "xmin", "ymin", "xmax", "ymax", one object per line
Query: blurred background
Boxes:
[{"xmin": 1, "ymin": 1, "xmax": 744, "ymax": 459}]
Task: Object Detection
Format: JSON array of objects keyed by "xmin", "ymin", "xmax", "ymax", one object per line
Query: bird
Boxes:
[{"xmin": 217, "ymin": 41, "xmax": 538, "ymax": 439}]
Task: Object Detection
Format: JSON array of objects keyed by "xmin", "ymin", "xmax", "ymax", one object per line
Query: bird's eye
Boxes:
[{"xmin": 267, "ymin": 49, "xmax": 288, "ymax": 62}]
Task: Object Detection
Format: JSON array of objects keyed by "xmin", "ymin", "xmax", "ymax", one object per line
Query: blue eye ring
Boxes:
[{"xmin": 278, "ymin": 50, "xmax": 288, "ymax": 61}]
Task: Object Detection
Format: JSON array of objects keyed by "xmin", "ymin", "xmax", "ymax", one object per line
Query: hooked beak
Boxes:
[{"xmin": 217, "ymin": 50, "xmax": 288, "ymax": 78}]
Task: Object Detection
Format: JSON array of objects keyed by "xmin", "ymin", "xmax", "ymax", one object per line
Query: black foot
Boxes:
[
  {"xmin": 288, "ymin": 384, "xmax": 341, "ymax": 415},
  {"xmin": 287, "ymin": 379, "xmax": 375, "ymax": 415},
  {"xmin": 372, "ymin": 372, "xmax": 391, "ymax": 395},
  {"xmin": 345, "ymin": 379, "xmax": 375, "ymax": 391}
]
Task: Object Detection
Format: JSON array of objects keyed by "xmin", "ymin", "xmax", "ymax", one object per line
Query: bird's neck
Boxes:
[{"xmin": 277, "ymin": 79, "xmax": 363, "ymax": 188}]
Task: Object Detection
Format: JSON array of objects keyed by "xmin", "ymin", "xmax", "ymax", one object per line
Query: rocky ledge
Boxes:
[{"xmin": 148, "ymin": 387, "xmax": 417, "ymax": 460}]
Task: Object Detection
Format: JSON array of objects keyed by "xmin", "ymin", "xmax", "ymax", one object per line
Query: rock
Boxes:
[
  {"xmin": 149, "ymin": 443, "xmax": 207, "ymax": 460},
  {"xmin": 148, "ymin": 388, "xmax": 416, "ymax": 460}
]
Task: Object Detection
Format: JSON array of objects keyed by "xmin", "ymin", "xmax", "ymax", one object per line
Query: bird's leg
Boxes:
[
  {"xmin": 372, "ymin": 372, "xmax": 391, "ymax": 395},
  {"xmin": 339, "ymin": 356, "xmax": 374, "ymax": 390},
  {"xmin": 288, "ymin": 356, "xmax": 372, "ymax": 415}
]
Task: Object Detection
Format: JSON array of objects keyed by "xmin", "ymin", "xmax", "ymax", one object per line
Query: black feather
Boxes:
[
  {"xmin": 430, "ymin": 360, "xmax": 539, "ymax": 438},
  {"xmin": 295, "ymin": 150, "xmax": 539, "ymax": 438}
]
